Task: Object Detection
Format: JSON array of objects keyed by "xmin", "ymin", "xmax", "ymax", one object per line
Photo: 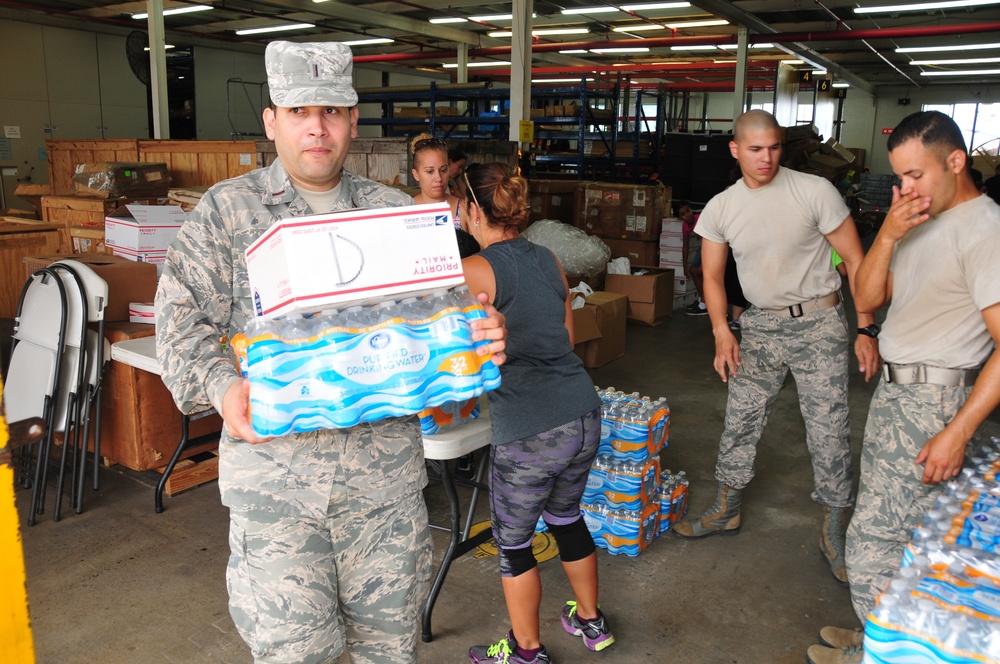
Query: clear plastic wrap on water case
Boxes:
[{"xmin": 238, "ymin": 285, "xmax": 500, "ymax": 437}]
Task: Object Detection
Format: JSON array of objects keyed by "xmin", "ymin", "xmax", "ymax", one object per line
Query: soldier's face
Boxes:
[
  {"xmin": 730, "ymin": 127, "xmax": 782, "ymax": 189},
  {"xmin": 889, "ymin": 138, "xmax": 965, "ymax": 219},
  {"xmin": 263, "ymin": 105, "xmax": 359, "ymax": 192}
]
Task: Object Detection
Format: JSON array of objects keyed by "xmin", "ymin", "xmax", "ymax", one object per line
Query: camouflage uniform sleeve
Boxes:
[{"xmin": 155, "ymin": 188, "xmax": 241, "ymax": 415}]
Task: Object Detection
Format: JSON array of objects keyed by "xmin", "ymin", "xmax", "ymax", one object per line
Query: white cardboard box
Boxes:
[
  {"xmin": 105, "ymin": 204, "xmax": 185, "ymax": 252},
  {"xmin": 111, "ymin": 246, "xmax": 168, "ymax": 275},
  {"xmin": 246, "ymin": 202, "xmax": 463, "ymax": 317}
]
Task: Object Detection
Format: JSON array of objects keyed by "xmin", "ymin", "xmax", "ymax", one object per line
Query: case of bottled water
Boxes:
[
  {"xmin": 236, "ymin": 285, "xmax": 501, "ymax": 436},
  {"xmin": 863, "ymin": 439, "xmax": 1000, "ymax": 663}
]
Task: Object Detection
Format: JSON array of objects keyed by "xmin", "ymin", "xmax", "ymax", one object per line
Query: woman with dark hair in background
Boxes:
[{"xmin": 461, "ymin": 163, "xmax": 614, "ymax": 664}]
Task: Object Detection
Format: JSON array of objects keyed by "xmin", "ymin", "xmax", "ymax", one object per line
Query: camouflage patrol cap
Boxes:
[{"xmin": 265, "ymin": 41, "xmax": 359, "ymax": 108}]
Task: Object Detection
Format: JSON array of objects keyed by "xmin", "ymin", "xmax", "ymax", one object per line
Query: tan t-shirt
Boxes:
[
  {"xmin": 695, "ymin": 167, "xmax": 849, "ymax": 309},
  {"xmin": 881, "ymin": 195, "xmax": 1000, "ymax": 368}
]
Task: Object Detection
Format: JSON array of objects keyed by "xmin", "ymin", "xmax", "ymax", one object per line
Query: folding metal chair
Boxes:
[
  {"xmin": 5, "ymin": 267, "xmax": 69, "ymax": 526},
  {"xmin": 47, "ymin": 260, "xmax": 109, "ymax": 520}
]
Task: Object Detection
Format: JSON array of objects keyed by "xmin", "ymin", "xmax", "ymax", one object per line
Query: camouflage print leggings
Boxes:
[
  {"xmin": 846, "ymin": 380, "xmax": 975, "ymax": 624},
  {"xmin": 715, "ymin": 303, "xmax": 853, "ymax": 507},
  {"xmin": 489, "ymin": 409, "xmax": 601, "ymax": 576}
]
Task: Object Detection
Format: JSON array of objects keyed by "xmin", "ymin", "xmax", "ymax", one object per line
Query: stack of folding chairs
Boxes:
[{"xmin": 4, "ymin": 259, "xmax": 111, "ymax": 525}]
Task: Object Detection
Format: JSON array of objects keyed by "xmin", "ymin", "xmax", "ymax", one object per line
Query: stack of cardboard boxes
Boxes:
[{"xmin": 659, "ymin": 218, "xmax": 699, "ymax": 311}]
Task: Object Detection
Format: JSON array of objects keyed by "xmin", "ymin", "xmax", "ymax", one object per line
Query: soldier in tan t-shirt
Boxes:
[
  {"xmin": 810, "ymin": 112, "xmax": 1000, "ymax": 664},
  {"xmin": 675, "ymin": 111, "xmax": 880, "ymax": 593}
]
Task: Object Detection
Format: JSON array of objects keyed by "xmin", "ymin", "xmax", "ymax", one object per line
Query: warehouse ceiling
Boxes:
[{"xmin": 5, "ymin": 0, "xmax": 1000, "ymax": 95}]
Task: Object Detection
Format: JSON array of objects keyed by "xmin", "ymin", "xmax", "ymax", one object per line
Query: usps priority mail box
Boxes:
[
  {"xmin": 105, "ymin": 204, "xmax": 186, "ymax": 252},
  {"xmin": 245, "ymin": 202, "xmax": 463, "ymax": 317}
]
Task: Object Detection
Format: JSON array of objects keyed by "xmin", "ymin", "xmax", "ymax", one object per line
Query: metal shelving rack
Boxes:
[{"xmin": 357, "ymin": 76, "xmax": 666, "ymax": 182}]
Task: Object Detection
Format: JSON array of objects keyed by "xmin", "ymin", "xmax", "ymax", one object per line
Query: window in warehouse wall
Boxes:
[{"xmin": 923, "ymin": 102, "xmax": 1000, "ymax": 157}]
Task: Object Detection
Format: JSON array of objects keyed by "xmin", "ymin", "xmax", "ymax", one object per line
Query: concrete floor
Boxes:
[{"xmin": 18, "ymin": 305, "xmax": 895, "ymax": 664}]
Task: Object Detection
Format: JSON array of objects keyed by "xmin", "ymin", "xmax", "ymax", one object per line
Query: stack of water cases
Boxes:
[
  {"xmin": 863, "ymin": 439, "xmax": 1000, "ymax": 663},
  {"xmin": 581, "ymin": 388, "xmax": 671, "ymax": 556},
  {"xmin": 232, "ymin": 285, "xmax": 501, "ymax": 437}
]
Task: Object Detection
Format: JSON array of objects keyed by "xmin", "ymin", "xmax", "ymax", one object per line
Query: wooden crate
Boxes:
[
  {"xmin": 99, "ymin": 322, "xmax": 222, "ymax": 471},
  {"xmin": 345, "ymin": 137, "xmax": 410, "ymax": 185},
  {"xmin": 0, "ymin": 221, "xmax": 63, "ymax": 318},
  {"xmin": 40, "ymin": 195, "xmax": 162, "ymax": 227},
  {"xmin": 46, "ymin": 140, "xmax": 140, "ymax": 195},
  {"xmin": 137, "ymin": 140, "xmax": 261, "ymax": 188}
]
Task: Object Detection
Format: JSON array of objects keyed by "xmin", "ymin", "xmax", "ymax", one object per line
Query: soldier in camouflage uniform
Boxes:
[
  {"xmin": 808, "ymin": 113, "xmax": 1000, "ymax": 664},
  {"xmin": 674, "ymin": 111, "xmax": 881, "ymax": 591},
  {"xmin": 155, "ymin": 41, "xmax": 507, "ymax": 664}
]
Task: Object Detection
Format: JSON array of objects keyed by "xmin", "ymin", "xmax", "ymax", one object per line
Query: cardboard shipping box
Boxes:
[
  {"xmin": 529, "ymin": 179, "xmax": 582, "ymax": 224},
  {"xmin": 105, "ymin": 204, "xmax": 185, "ymax": 252},
  {"xmin": 98, "ymin": 322, "xmax": 222, "ymax": 471},
  {"xmin": 602, "ymin": 238, "xmax": 660, "ymax": 267},
  {"xmin": 23, "ymin": 253, "xmax": 158, "ymax": 322},
  {"xmin": 605, "ymin": 266, "xmax": 675, "ymax": 326},
  {"xmin": 246, "ymin": 202, "xmax": 463, "ymax": 317},
  {"xmin": 574, "ymin": 182, "xmax": 671, "ymax": 241},
  {"xmin": 572, "ymin": 291, "xmax": 627, "ymax": 368}
]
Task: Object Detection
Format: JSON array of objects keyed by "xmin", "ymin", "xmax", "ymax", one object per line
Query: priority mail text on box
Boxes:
[{"xmin": 246, "ymin": 202, "xmax": 463, "ymax": 317}]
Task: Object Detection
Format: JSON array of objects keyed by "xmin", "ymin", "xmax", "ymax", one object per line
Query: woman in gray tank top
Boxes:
[{"xmin": 462, "ymin": 163, "xmax": 614, "ymax": 664}]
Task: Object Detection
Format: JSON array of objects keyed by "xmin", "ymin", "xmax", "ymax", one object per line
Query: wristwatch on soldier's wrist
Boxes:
[{"xmin": 857, "ymin": 324, "xmax": 880, "ymax": 339}]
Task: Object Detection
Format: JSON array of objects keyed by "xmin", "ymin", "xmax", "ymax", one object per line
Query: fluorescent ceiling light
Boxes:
[
  {"xmin": 442, "ymin": 61, "xmax": 511, "ymax": 68},
  {"xmin": 921, "ymin": 68, "xmax": 1000, "ymax": 75},
  {"xmin": 621, "ymin": 2, "xmax": 691, "ymax": 9},
  {"xmin": 560, "ymin": 49, "xmax": 590, "ymax": 54},
  {"xmin": 470, "ymin": 14, "xmax": 513, "ymax": 21},
  {"xmin": 430, "ymin": 17, "xmax": 467, "ymax": 24},
  {"xmin": 813, "ymin": 69, "xmax": 828, "ymax": 74},
  {"xmin": 143, "ymin": 44, "xmax": 176, "ymax": 50},
  {"xmin": 590, "ymin": 47, "xmax": 651, "ymax": 53},
  {"xmin": 782, "ymin": 59, "xmax": 805, "ymax": 64},
  {"xmin": 713, "ymin": 59, "xmax": 737, "ymax": 63},
  {"xmin": 235, "ymin": 23, "xmax": 315, "ymax": 35},
  {"xmin": 533, "ymin": 77, "xmax": 594, "ymax": 82},
  {"xmin": 342, "ymin": 38, "xmax": 394, "ymax": 46},
  {"xmin": 910, "ymin": 56, "xmax": 1000, "ymax": 65},
  {"xmin": 670, "ymin": 44, "xmax": 719, "ymax": 51},
  {"xmin": 832, "ymin": 82, "xmax": 850, "ymax": 88},
  {"xmin": 562, "ymin": 6, "xmax": 620, "ymax": 14},
  {"xmin": 613, "ymin": 24, "xmax": 666, "ymax": 32},
  {"xmin": 854, "ymin": 0, "xmax": 1000, "ymax": 13},
  {"xmin": 489, "ymin": 28, "xmax": 589, "ymax": 37},
  {"xmin": 753, "ymin": 43, "xmax": 774, "ymax": 48},
  {"xmin": 133, "ymin": 4, "xmax": 211, "ymax": 19},
  {"xmin": 664, "ymin": 19, "xmax": 728, "ymax": 28},
  {"xmin": 897, "ymin": 42, "xmax": 1000, "ymax": 53}
]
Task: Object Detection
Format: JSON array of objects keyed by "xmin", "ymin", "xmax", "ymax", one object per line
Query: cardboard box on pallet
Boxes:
[
  {"xmin": 97, "ymin": 322, "xmax": 222, "ymax": 471},
  {"xmin": 602, "ymin": 238, "xmax": 660, "ymax": 267},
  {"xmin": 23, "ymin": 253, "xmax": 158, "ymax": 322},
  {"xmin": 528, "ymin": 179, "xmax": 581, "ymax": 224},
  {"xmin": 572, "ymin": 291, "xmax": 627, "ymax": 368},
  {"xmin": 574, "ymin": 182, "xmax": 671, "ymax": 242},
  {"xmin": 605, "ymin": 267, "xmax": 675, "ymax": 326}
]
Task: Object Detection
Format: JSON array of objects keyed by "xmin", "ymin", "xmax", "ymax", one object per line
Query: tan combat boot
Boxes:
[
  {"xmin": 820, "ymin": 505, "xmax": 850, "ymax": 587},
  {"xmin": 806, "ymin": 643, "xmax": 863, "ymax": 664},
  {"xmin": 673, "ymin": 482, "xmax": 741, "ymax": 539},
  {"xmin": 819, "ymin": 626, "xmax": 863, "ymax": 649}
]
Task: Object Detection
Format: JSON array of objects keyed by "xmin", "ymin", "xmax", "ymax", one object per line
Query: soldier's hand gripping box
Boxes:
[{"xmin": 245, "ymin": 202, "xmax": 463, "ymax": 317}]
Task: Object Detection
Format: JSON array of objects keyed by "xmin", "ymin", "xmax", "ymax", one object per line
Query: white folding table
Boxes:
[{"xmin": 421, "ymin": 413, "xmax": 493, "ymax": 642}]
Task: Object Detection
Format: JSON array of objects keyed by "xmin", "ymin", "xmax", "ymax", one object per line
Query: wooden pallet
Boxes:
[{"xmin": 155, "ymin": 448, "xmax": 220, "ymax": 496}]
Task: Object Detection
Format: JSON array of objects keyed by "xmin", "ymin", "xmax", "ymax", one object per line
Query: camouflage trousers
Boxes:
[
  {"xmin": 845, "ymin": 379, "xmax": 976, "ymax": 624},
  {"xmin": 226, "ymin": 490, "xmax": 432, "ymax": 664},
  {"xmin": 716, "ymin": 303, "xmax": 853, "ymax": 507},
  {"xmin": 489, "ymin": 409, "xmax": 601, "ymax": 576}
]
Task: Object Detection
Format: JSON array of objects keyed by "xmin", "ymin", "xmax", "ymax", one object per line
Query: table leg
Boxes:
[
  {"xmin": 421, "ymin": 457, "xmax": 494, "ymax": 642},
  {"xmin": 155, "ymin": 413, "xmax": 189, "ymax": 514}
]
